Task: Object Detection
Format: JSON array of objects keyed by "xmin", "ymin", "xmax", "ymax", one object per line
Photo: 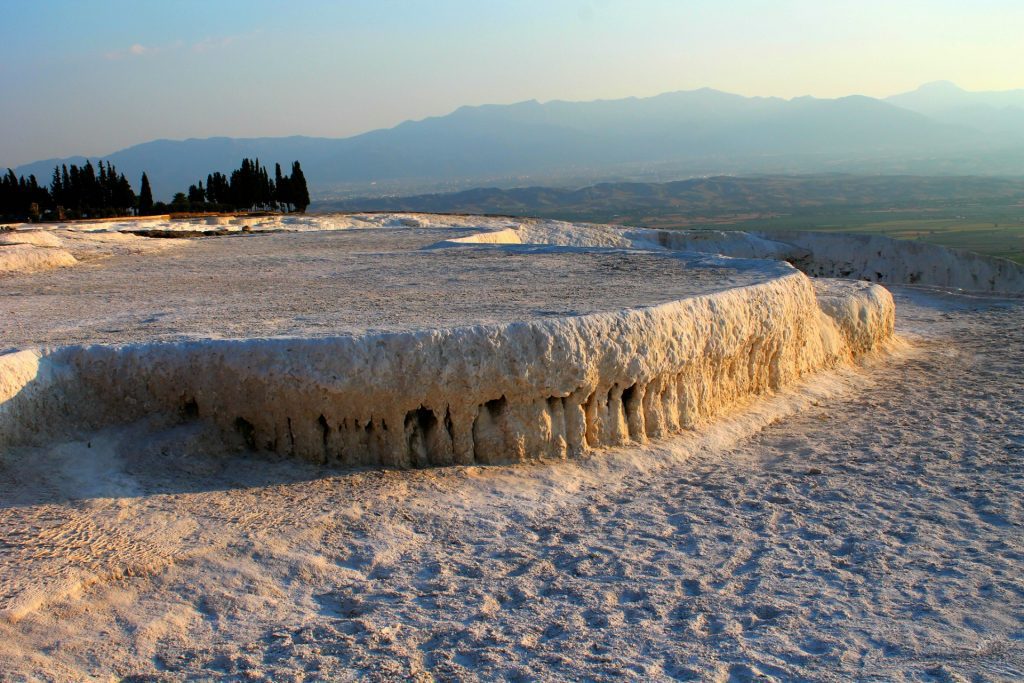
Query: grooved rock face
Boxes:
[{"xmin": 1, "ymin": 214, "xmax": 895, "ymax": 472}]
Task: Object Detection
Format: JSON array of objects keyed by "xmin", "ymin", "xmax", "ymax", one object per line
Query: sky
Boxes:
[{"xmin": 3, "ymin": 0, "xmax": 1023, "ymax": 167}]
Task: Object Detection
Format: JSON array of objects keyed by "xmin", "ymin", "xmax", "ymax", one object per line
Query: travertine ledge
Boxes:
[{"xmin": 0, "ymin": 270, "xmax": 894, "ymax": 466}]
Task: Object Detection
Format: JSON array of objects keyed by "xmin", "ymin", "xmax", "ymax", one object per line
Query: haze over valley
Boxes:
[{"xmin": 12, "ymin": 81, "xmax": 1024, "ymax": 200}]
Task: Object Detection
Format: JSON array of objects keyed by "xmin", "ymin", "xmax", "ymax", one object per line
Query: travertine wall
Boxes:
[
  {"xmin": 0, "ymin": 272, "xmax": 894, "ymax": 466},
  {"xmin": 758, "ymin": 230, "xmax": 1024, "ymax": 293}
]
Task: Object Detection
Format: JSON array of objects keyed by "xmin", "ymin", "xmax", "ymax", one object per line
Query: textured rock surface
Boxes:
[
  {"xmin": 1, "ymin": 285, "xmax": 1019, "ymax": 680},
  {"xmin": 0, "ymin": 242, "xmax": 77, "ymax": 274},
  {"xmin": 759, "ymin": 229, "xmax": 1024, "ymax": 292},
  {"xmin": 0, "ymin": 272, "xmax": 894, "ymax": 466},
  {"xmin": 1, "ymin": 216, "xmax": 895, "ymax": 467},
  {"xmin": 442, "ymin": 219, "xmax": 1024, "ymax": 293}
]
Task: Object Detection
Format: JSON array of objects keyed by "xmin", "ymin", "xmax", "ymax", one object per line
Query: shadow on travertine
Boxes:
[{"xmin": 0, "ymin": 419, "xmax": 351, "ymax": 509}]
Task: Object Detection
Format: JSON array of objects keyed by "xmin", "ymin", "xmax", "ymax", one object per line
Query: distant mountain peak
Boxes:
[{"xmin": 915, "ymin": 80, "xmax": 966, "ymax": 93}]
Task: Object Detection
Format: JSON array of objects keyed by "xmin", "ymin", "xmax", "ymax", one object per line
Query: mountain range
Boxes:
[
  {"xmin": 12, "ymin": 82, "xmax": 1024, "ymax": 201},
  {"xmin": 887, "ymin": 81, "xmax": 1024, "ymax": 137}
]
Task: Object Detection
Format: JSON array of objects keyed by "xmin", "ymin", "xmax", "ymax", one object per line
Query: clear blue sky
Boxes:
[{"xmin": 3, "ymin": 0, "xmax": 1022, "ymax": 167}]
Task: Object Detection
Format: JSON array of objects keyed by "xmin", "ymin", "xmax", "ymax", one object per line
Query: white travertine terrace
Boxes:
[
  {"xmin": 0, "ymin": 232, "xmax": 77, "ymax": 274},
  {"xmin": 6, "ymin": 212, "xmax": 1023, "ymax": 291},
  {"xmin": 759, "ymin": 229, "xmax": 1024, "ymax": 293},
  {"xmin": 0, "ymin": 272, "xmax": 893, "ymax": 466},
  {"xmin": 434, "ymin": 219, "xmax": 1024, "ymax": 293},
  {"xmin": 0, "ymin": 214, "xmax": 903, "ymax": 467}
]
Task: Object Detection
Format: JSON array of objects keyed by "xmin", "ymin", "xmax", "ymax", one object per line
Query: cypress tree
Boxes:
[
  {"xmin": 138, "ymin": 172, "xmax": 154, "ymax": 215},
  {"xmin": 61, "ymin": 165, "xmax": 70, "ymax": 209},
  {"xmin": 98, "ymin": 161, "xmax": 108, "ymax": 210},
  {"xmin": 81, "ymin": 161, "xmax": 98, "ymax": 212},
  {"xmin": 290, "ymin": 161, "xmax": 310, "ymax": 213},
  {"xmin": 188, "ymin": 182, "xmax": 206, "ymax": 205},
  {"xmin": 116, "ymin": 173, "xmax": 135, "ymax": 213},
  {"xmin": 273, "ymin": 163, "xmax": 283, "ymax": 210},
  {"xmin": 50, "ymin": 166, "xmax": 64, "ymax": 208}
]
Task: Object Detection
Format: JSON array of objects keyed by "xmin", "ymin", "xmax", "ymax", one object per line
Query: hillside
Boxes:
[{"xmin": 324, "ymin": 174, "xmax": 1024, "ymax": 217}]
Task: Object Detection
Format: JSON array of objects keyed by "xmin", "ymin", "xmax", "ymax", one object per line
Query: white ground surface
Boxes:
[
  {"xmin": 1, "ymin": 227, "xmax": 765, "ymax": 347},
  {"xmin": 0, "ymin": 287, "xmax": 1020, "ymax": 681},
  {"xmin": 5, "ymin": 211, "xmax": 1021, "ymax": 292},
  {"xmin": 0, "ymin": 214, "xmax": 1020, "ymax": 680}
]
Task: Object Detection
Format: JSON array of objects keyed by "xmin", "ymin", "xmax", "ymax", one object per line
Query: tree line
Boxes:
[
  {"xmin": 2, "ymin": 161, "xmax": 136, "ymax": 221},
  {"xmin": 1, "ymin": 158, "xmax": 310, "ymax": 221},
  {"xmin": 170, "ymin": 158, "xmax": 310, "ymax": 214}
]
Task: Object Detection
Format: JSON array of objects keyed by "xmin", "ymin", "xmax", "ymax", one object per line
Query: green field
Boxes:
[
  {"xmin": 828, "ymin": 222, "xmax": 1024, "ymax": 263},
  {"xmin": 626, "ymin": 206, "xmax": 1024, "ymax": 264}
]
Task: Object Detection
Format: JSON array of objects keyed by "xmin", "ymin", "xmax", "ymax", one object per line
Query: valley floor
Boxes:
[{"xmin": 0, "ymin": 286, "xmax": 1022, "ymax": 681}]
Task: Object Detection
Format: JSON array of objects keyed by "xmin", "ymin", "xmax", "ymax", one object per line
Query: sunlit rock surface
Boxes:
[{"xmin": 1, "ymin": 214, "xmax": 898, "ymax": 466}]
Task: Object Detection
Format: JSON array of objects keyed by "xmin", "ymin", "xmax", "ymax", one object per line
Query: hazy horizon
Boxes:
[
  {"xmin": 5, "ymin": 80, "xmax": 1012, "ymax": 165},
  {"xmin": 4, "ymin": 0, "xmax": 1024, "ymax": 167}
]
